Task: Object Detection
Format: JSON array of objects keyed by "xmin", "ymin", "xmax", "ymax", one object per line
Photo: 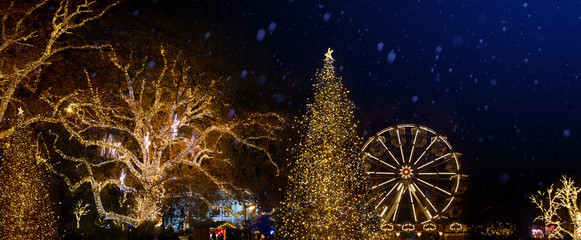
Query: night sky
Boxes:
[{"xmin": 114, "ymin": 0, "xmax": 581, "ymax": 230}]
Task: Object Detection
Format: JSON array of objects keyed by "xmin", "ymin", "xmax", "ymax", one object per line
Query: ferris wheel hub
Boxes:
[{"xmin": 400, "ymin": 166, "xmax": 413, "ymax": 179}]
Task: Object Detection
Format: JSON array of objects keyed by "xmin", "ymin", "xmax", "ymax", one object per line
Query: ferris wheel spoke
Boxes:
[
  {"xmin": 415, "ymin": 172, "xmax": 457, "ymax": 176},
  {"xmin": 371, "ymin": 177, "xmax": 398, "ymax": 190},
  {"xmin": 380, "ymin": 205, "xmax": 389, "ymax": 218},
  {"xmin": 412, "ymin": 137, "xmax": 438, "ymax": 166},
  {"xmin": 366, "ymin": 171, "xmax": 397, "ymax": 176},
  {"xmin": 417, "ymin": 176, "xmax": 455, "ymax": 182},
  {"xmin": 410, "ymin": 185, "xmax": 431, "ymax": 222},
  {"xmin": 408, "ymin": 186, "xmax": 418, "ymax": 222},
  {"xmin": 386, "ymin": 185, "xmax": 405, "ymax": 221},
  {"xmin": 365, "ymin": 153, "xmax": 396, "ymax": 170},
  {"xmin": 408, "ymin": 128, "xmax": 420, "ymax": 164},
  {"xmin": 369, "ymin": 176, "xmax": 399, "ymax": 182},
  {"xmin": 432, "ymin": 156, "xmax": 457, "ymax": 169},
  {"xmin": 378, "ymin": 140, "xmax": 401, "ymax": 166},
  {"xmin": 415, "ymin": 153, "xmax": 451, "ymax": 171},
  {"xmin": 368, "ymin": 175, "xmax": 398, "ymax": 182},
  {"xmin": 412, "ymin": 182, "xmax": 438, "ymax": 213},
  {"xmin": 415, "ymin": 173, "xmax": 457, "ymax": 181},
  {"xmin": 375, "ymin": 183, "xmax": 399, "ymax": 210},
  {"xmin": 386, "ymin": 150, "xmax": 401, "ymax": 167},
  {"xmin": 414, "ymin": 178, "xmax": 453, "ymax": 196},
  {"xmin": 396, "ymin": 129, "xmax": 406, "ymax": 164}
]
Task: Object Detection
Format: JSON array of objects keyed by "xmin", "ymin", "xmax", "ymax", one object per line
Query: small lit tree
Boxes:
[
  {"xmin": 43, "ymin": 49, "xmax": 282, "ymax": 226},
  {"xmin": 73, "ymin": 200, "xmax": 90, "ymax": 229},
  {"xmin": 531, "ymin": 176, "xmax": 581, "ymax": 239}
]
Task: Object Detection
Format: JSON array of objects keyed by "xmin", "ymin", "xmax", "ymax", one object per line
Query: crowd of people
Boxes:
[{"xmin": 210, "ymin": 231, "xmax": 225, "ymax": 240}]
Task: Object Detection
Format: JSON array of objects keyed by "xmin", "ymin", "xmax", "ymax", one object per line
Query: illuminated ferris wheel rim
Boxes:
[
  {"xmin": 362, "ymin": 123, "xmax": 464, "ymax": 224},
  {"xmin": 362, "ymin": 124, "xmax": 461, "ymax": 171}
]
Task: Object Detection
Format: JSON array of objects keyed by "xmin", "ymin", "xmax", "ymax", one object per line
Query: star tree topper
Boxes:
[{"xmin": 325, "ymin": 48, "xmax": 334, "ymax": 62}]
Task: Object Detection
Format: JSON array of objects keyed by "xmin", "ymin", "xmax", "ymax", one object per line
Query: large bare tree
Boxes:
[{"xmin": 43, "ymin": 49, "xmax": 283, "ymax": 226}]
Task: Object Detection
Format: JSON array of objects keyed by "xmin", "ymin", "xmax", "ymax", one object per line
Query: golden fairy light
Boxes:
[
  {"xmin": 531, "ymin": 176, "xmax": 581, "ymax": 239},
  {"xmin": 73, "ymin": 200, "xmax": 90, "ymax": 229},
  {"xmin": 280, "ymin": 48, "xmax": 381, "ymax": 239},
  {"xmin": 0, "ymin": 113, "xmax": 57, "ymax": 239},
  {"xmin": 449, "ymin": 222, "xmax": 463, "ymax": 231},
  {"xmin": 0, "ymin": 1, "xmax": 116, "ymax": 238},
  {"xmin": 0, "ymin": 0, "xmax": 117, "ymax": 129},
  {"xmin": 476, "ymin": 222, "xmax": 516, "ymax": 238},
  {"xmin": 43, "ymin": 49, "xmax": 283, "ymax": 226},
  {"xmin": 423, "ymin": 222, "xmax": 437, "ymax": 232}
]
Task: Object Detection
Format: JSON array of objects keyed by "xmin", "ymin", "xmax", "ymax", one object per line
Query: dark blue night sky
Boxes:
[{"xmin": 129, "ymin": 0, "xmax": 581, "ymax": 229}]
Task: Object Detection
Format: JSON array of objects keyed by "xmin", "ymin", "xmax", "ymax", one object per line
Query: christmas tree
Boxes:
[
  {"xmin": 280, "ymin": 49, "xmax": 377, "ymax": 239},
  {"xmin": 0, "ymin": 108, "xmax": 57, "ymax": 240}
]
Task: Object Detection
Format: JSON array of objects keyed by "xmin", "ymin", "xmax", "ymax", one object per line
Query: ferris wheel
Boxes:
[{"xmin": 362, "ymin": 124, "xmax": 465, "ymax": 224}]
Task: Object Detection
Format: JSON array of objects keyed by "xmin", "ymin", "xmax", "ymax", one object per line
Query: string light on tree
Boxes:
[
  {"xmin": 0, "ymin": 2, "xmax": 116, "ymax": 237},
  {"xmin": 0, "ymin": 0, "xmax": 117, "ymax": 132},
  {"xmin": 0, "ymin": 112, "xmax": 57, "ymax": 239},
  {"xmin": 531, "ymin": 176, "xmax": 581, "ymax": 239},
  {"xmin": 100, "ymin": 134, "xmax": 121, "ymax": 158},
  {"xmin": 280, "ymin": 48, "xmax": 381, "ymax": 239},
  {"xmin": 73, "ymin": 200, "xmax": 90, "ymax": 229},
  {"xmin": 44, "ymin": 49, "xmax": 282, "ymax": 226}
]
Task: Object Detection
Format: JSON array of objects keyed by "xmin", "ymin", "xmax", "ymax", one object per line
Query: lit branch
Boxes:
[
  {"xmin": 0, "ymin": 0, "xmax": 117, "ymax": 134},
  {"xmin": 531, "ymin": 176, "xmax": 581, "ymax": 239},
  {"xmin": 48, "ymin": 49, "xmax": 283, "ymax": 226}
]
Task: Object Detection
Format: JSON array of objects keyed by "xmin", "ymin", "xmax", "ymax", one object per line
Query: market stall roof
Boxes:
[{"xmin": 216, "ymin": 222, "xmax": 236, "ymax": 229}]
